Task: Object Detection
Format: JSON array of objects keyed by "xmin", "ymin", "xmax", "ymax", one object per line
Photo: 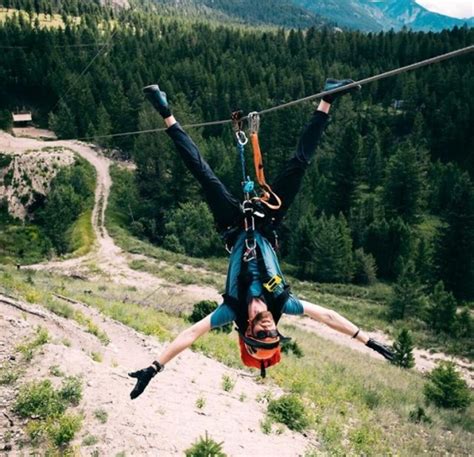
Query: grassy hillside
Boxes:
[{"xmin": 1, "ymin": 265, "xmax": 472, "ymax": 455}]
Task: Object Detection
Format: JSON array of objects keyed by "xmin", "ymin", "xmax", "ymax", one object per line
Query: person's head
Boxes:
[{"xmin": 239, "ymin": 297, "xmax": 282, "ymax": 372}]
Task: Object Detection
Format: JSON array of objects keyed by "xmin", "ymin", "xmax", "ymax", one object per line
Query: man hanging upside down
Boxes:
[{"xmin": 129, "ymin": 79, "xmax": 394, "ymax": 399}]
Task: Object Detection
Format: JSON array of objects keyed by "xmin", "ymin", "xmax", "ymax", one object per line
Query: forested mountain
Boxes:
[
  {"xmin": 293, "ymin": 0, "xmax": 474, "ymax": 31},
  {"xmin": 0, "ymin": 3, "xmax": 473, "ymax": 312},
  {"xmin": 148, "ymin": 0, "xmax": 330, "ymax": 29}
]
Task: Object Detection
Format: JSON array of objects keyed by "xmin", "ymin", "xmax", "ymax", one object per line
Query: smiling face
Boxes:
[{"xmin": 250, "ymin": 310, "xmax": 277, "ymax": 336}]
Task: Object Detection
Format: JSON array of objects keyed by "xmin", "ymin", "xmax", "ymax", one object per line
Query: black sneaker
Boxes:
[
  {"xmin": 143, "ymin": 84, "xmax": 171, "ymax": 118},
  {"xmin": 322, "ymin": 78, "xmax": 361, "ymax": 104}
]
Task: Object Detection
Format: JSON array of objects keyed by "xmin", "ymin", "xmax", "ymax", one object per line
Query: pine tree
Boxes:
[
  {"xmin": 435, "ymin": 172, "xmax": 474, "ymax": 300},
  {"xmin": 390, "ymin": 260, "xmax": 424, "ymax": 320},
  {"xmin": 331, "ymin": 124, "xmax": 362, "ymax": 216},
  {"xmin": 424, "ymin": 362, "xmax": 471, "ymax": 409},
  {"xmin": 48, "ymin": 101, "xmax": 76, "ymax": 139},
  {"xmin": 383, "ymin": 142, "xmax": 425, "ymax": 223},
  {"xmin": 391, "ymin": 328, "xmax": 415, "ymax": 368},
  {"xmin": 425, "ymin": 281, "xmax": 457, "ymax": 333},
  {"xmin": 310, "ymin": 213, "xmax": 354, "ymax": 283},
  {"xmin": 94, "ymin": 104, "xmax": 112, "ymax": 148}
]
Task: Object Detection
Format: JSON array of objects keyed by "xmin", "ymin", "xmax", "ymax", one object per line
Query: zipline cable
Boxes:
[
  {"xmin": 0, "ymin": 43, "xmax": 107, "ymax": 48},
  {"xmin": 258, "ymin": 44, "xmax": 474, "ymax": 116},
  {"xmin": 75, "ymin": 44, "xmax": 474, "ymax": 142}
]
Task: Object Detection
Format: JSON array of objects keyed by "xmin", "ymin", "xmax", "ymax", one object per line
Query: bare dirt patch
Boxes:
[{"xmin": 0, "ymin": 294, "xmax": 316, "ymax": 455}]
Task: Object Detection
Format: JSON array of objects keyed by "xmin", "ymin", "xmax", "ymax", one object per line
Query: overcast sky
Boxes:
[{"xmin": 416, "ymin": 0, "xmax": 474, "ymax": 18}]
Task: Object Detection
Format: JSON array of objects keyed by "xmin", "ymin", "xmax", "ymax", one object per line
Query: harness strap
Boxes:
[{"xmin": 248, "ymin": 112, "xmax": 282, "ymax": 210}]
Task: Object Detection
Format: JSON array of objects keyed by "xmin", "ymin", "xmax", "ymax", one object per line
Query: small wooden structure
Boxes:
[{"xmin": 11, "ymin": 111, "xmax": 33, "ymax": 127}]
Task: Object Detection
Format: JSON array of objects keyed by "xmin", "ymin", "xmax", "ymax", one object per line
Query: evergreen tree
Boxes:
[
  {"xmin": 389, "ymin": 260, "xmax": 424, "ymax": 320},
  {"xmin": 94, "ymin": 103, "xmax": 112, "ymax": 148},
  {"xmin": 435, "ymin": 172, "xmax": 474, "ymax": 300},
  {"xmin": 163, "ymin": 201, "xmax": 221, "ymax": 258},
  {"xmin": 425, "ymin": 281, "xmax": 457, "ymax": 333},
  {"xmin": 391, "ymin": 328, "xmax": 415, "ymax": 369},
  {"xmin": 310, "ymin": 213, "xmax": 354, "ymax": 283},
  {"xmin": 331, "ymin": 124, "xmax": 362, "ymax": 216},
  {"xmin": 289, "ymin": 210, "xmax": 318, "ymax": 279},
  {"xmin": 383, "ymin": 142, "xmax": 425, "ymax": 223},
  {"xmin": 353, "ymin": 247, "xmax": 377, "ymax": 285},
  {"xmin": 48, "ymin": 101, "xmax": 76, "ymax": 139},
  {"xmin": 424, "ymin": 362, "xmax": 471, "ymax": 409}
]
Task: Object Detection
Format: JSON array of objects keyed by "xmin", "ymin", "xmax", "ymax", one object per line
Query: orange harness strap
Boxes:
[{"xmin": 250, "ymin": 131, "xmax": 282, "ymax": 210}]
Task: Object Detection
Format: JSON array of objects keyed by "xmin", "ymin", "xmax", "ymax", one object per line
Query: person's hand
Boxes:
[
  {"xmin": 366, "ymin": 338, "xmax": 394, "ymax": 361},
  {"xmin": 128, "ymin": 365, "xmax": 159, "ymax": 399}
]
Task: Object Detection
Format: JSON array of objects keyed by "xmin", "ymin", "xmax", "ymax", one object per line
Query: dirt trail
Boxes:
[
  {"xmin": 0, "ymin": 131, "xmax": 219, "ymax": 302},
  {"xmin": 0, "ymin": 294, "xmax": 315, "ymax": 455}
]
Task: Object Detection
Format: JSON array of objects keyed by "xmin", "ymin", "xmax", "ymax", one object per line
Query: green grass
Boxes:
[
  {"xmin": 0, "ymin": 364, "xmax": 21, "ymax": 385},
  {"xmin": 1, "ymin": 265, "xmax": 472, "ymax": 455},
  {"xmin": 66, "ymin": 209, "xmax": 95, "ymax": 257},
  {"xmin": 16, "ymin": 326, "xmax": 50, "ymax": 362}
]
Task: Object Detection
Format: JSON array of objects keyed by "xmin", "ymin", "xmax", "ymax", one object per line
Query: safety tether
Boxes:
[
  {"xmin": 248, "ymin": 112, "xmax": 282, "ymax": 211},
  {"xmin": 232, "ymin": 111, "xmax": 257, "ymax": 262}
]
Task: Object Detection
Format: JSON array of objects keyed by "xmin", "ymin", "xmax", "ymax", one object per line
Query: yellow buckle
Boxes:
[{"xmin": 263, "ymin": 275, "xmax": 282, "ymax": 293}]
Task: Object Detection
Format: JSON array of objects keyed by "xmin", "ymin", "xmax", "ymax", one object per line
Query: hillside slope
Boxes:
[{"xmin": 0, "ymin": 293, "xmax": 313, "ymax": 455}]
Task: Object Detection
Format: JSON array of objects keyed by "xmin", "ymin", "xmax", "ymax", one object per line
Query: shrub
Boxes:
[
  {"xmin": 82, "ymin": 434, "xmax": 99, "ymax": 446},
  {"xmin": 391, "ymin": 328, "xmax": 415, "ymax": 368},
  {"xmin": 267, "ymin": 394, "xmax": 309, "ymax": 432},
  {"xmin": 0, "ymin": 366, "xmax": 19, "ymax": 385},
  {"xmin": 408, "ymin": 406, "xmax": 432, "ymax": 424},
  {"xmin": 184, "ymin": 431, "xmax": 227, "ymax": 457},
  {"xmin": 47, "ymin": 413, "xmax": 82, "ymax": 446},
  {"xmin": 189, "ymin": 300, "xmax": 232, "ymax": 334},
  {"xmin": 424, "ymin": 362, "xmax": 471, "ymax": 409},
  {"xmin": 58, "ymin": 376, "xmax": 83, "ymax": 406},
  {"xmin": 14, "ymin": 380, "xmax": 65, "ymax": 419},
  {"xmin": 281, "ymin": 340, "xmax": 304, "ymax": 358}
]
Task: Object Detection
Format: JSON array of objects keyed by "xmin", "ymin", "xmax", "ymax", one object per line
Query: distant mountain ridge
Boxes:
[
  {"xmin": 147, "ymin": 0, "xmax": 331, "ymax": 29},
  {"xmin": 107, "ymin": 0, "xmax": 473, "ymax": 31},
  {"xmin": 292, "ymin": 0, "xmax": 474, "ymax": 31}
]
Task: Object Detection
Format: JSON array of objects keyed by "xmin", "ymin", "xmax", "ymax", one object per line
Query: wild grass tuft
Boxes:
[
  {"xmin": 16, "ymin": 326, "xmax": 50, "ymax": 361},
  {"xmin": 93, "ymin": 408, "xmax": 108, "ymax": 424},
  {"xmin": 221, "ymin": 375, "xmax": 236, "ymax": 392}
]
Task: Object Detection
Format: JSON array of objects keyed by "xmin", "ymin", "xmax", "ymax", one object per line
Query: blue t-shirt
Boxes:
[{"xmin": 210, "ymin": 294, "xmax": 304, "ymax": 329}]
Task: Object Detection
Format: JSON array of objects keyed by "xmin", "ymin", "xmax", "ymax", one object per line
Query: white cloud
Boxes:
[{"xmin": 416, "ymin": 0, "xmax": 474, "ymax": 19}]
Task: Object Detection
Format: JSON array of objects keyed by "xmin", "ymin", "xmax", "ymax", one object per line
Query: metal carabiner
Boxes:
[
  {"xmin": 248, "ymin": 111, "xmax": 260, "ymax": 135},
  {"xmin": 236, "ymin": 130, "xmax": 248, "ymax": 146},
  {"xmin": 244, "ymin": 215, "xmax": 255, "ymax": 232}
]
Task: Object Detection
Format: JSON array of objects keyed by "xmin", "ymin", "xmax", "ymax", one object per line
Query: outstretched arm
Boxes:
[
  {"xmin": 301, "ymin": 300, "xmax": 368, "ymax": 344},
  {"xmin": 300, "ymin": 300, "xmax": 394, "ymax": 361}
]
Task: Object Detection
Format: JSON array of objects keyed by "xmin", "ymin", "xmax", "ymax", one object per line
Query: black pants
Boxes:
[{"xmin": 166, "ymin": 111, "xmax": 329, "ymax": 231}]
